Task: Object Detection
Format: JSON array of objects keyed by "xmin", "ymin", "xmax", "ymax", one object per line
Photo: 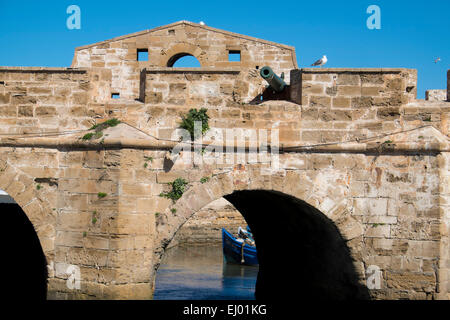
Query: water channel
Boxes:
[{"xmin": 153, "ymin": 244, "xmax": 258, "ymax": 300}]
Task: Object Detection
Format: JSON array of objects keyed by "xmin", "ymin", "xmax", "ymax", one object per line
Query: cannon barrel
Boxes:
[{"xmin": 259, "ymin": 66, "xmax": 287, "ymax": 92}]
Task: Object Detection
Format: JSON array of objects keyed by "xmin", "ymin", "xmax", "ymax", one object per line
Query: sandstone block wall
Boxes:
[
  {"xmin": 110, "ymin": 144, "xmax": 447, "ymax": 300},
  {"xmin": 426, "ymin": 90, "xmax": 447, "ymax": 101},
  {"xmin": 72, "ymin": 21, "xmax": 297, "ymax": 100},
  {"xmin": 143, "ymin": 67, "xmax": 263, "ymax": 106},
  {"xmin": 290, "ymin": 68, "xmax": 417, "ymax": 107},
  {"xmin": 0, "ymin": 102, "xmax": 448, "ymax": 300},
  {"xmin": 0, "ymin": 67, "xmax": 111, "ymax": 133},
  {"xmin": 170, "ymin": 197, "xmax": 247, "ymax": 246}
]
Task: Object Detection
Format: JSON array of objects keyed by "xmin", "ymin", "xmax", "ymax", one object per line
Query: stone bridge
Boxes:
[{"xmin": 0, "ymin": 21, "xmax": 449, "ymax": 300}]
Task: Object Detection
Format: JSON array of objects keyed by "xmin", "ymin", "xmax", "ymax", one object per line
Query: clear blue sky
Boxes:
[{"xmin": 1, "ymin": 0, "xmax": 449, "ymax": 98}]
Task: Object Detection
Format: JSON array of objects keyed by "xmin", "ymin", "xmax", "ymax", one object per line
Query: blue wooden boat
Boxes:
[{"xmin": 222, "ymin": 228, "xmax": 258, "ymax": 266}]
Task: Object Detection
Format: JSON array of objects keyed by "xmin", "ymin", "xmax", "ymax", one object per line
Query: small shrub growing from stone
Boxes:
[
  {"xmin": 90, "ymin": 118, "xmax": 121, "ymax": 130},
  {"xmin": 180, "ymin": 108, "xmax": 209, "ymax": 140},
  {"xmin": 200, "ymin": 176, "xmax": 210, "ymax": 184},
  {"xmin": 159, "ymin": 178, "xmax": 188, "ymax": 202},
  {"xmin": 82, "ymin": 132, "xmax": 94, "ymax": 140}
]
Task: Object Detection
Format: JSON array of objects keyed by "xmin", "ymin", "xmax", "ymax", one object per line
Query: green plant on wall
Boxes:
[
  {"xmin": 200, "ymin": 176, "xmax": 210, "ymax": 184},
  {"xmin": 92, "ymin": 211, "xmax": 98, "ymax": 225},
  {"xmin": 144, "ymin": 156, "xmax": 153, "ymax": 168},
  {"xmin": 90, "ymin": 118, "xmax": 121, "ymax": 130},
  {"xmin": 180, "ymin": 108, "xmax": 209, "ymax": 140},
  {"xmin": 82, "ymin": 118, "xmax": 121, "ymax": 141},
  {"xmin": 82, "ymin": 132, "xmax": 94, "ymax": 140},
  {"xmin": 159, "ymin": 178, "xmax": 188, "ymax": 202}
]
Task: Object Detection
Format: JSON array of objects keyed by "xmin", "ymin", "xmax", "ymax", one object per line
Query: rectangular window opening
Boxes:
[
  {"xmin": 168, "ymin": 29, "xmax": 175, "ymax": 35},
  {"xmin": 111, "ymin": 93, "xmax": 120, "ymax": 99},
  {"xmin": 137, "ymin": 49, "xmax": 149, "ymax": 61},
  {"xmin": 228, "ymin": 50, "xmax": 241, "ymax": 62}
]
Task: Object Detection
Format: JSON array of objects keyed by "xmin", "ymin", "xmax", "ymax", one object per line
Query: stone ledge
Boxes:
[
  {"xmin": 300, "ymin": 68, "xmax": 413, "ymax": 73},
  {"xmin": 145, "ymin": 67, "xmax": 240, "ymax": 74},
  {"xmin": 1, "ymin": 134, "xmax": 448, "ymax": 154},
  {"xmin": 74, "ymin": 20, "xmax": 296, "ymax": 53},
  {"xmin": 0, "ymin": 67, "xmax": 88, "ymax": 73}
]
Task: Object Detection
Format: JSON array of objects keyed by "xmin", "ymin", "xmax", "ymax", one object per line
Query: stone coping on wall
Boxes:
[
  {"xmin": 144, "ymin": 67, "xmax": 241, "ymax": 74},
  {"xmin": 74, "ymin": 20, "xmax": 297, "ymax": 53},
  {"xmin": 300, "ymin": 68, "xmax": 412, "ymax": 73},
  {"xmin": 1, "ymin": 124, "xmax": 448, "ymax": 153},
  {"xmin": 0, "ymin": 66, "xmax": 88, "ymax": 73}
]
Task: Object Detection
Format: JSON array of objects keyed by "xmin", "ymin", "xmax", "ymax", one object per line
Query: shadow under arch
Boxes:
[
  {"xmin": 222, "ymin": 190, "xmax": 370, "ymax": 300},
  {"xmin": 0, "ymin": 201, "xmax": 48, "ymax": 299},
  {"xmin": 156, "ymin": 184, "xmax": 370, "ymax": 300}
]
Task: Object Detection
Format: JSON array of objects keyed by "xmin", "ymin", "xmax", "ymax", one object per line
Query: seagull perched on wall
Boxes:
[{"xmin": 311, "ymin": 55, "xmax": 327, "ymax": 67}]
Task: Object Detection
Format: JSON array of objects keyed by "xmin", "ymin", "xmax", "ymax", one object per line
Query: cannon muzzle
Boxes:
[{"xmin": 260, "ymin": 66, "xmax": 287, "ymax": 92}]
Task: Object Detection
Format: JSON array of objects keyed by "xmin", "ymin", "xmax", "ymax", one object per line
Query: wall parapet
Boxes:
[
  {"xmin": 290, "ymin": 67, "xmax": 418, "ymax": 107},
  {"xmin": 426, "ymin": 89, "xmax": 447, "ymax": 101},
  {"xmin": 142, "ymin": 67, "xmax": 256, "ymax": 106},
  {"xmin": 145, "ymin": 67, "xmax": 241, "ymax": 74}
]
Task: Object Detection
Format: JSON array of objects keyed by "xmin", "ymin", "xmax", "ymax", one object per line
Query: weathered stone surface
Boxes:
[
  {"xmin": 0, "ymin": 24, "xmax": 448, "ymax": 302},
  {"xmin": 425, "ymin": 89, "xmax": 446, "ymax": 101}
]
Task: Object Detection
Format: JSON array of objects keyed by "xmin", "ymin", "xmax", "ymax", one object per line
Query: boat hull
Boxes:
[{"xmin": 222, "ymin": 228, "xmax": 258, "ymax": 266}]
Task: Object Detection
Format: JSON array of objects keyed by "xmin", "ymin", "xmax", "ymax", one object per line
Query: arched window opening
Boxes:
[{"xmin": 167, "ymin": 53, "xmax": 201, "ymax": 68}]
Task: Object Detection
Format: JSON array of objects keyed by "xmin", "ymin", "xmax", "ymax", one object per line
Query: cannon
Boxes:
[{"xmin": 259, "ymin": 66, "xmax": 287, "ymax": 92}]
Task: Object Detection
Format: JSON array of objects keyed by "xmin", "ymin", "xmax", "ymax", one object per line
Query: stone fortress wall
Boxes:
[{"xmin": 0, "ymin": 21, "xmax": 449, "ymax": 300}]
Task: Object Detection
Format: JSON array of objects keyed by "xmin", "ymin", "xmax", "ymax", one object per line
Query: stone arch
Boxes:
[
  {"xmin": 167, "ymin": 53, "xmax": 201, "ymax": 67},
  {"xmin": 162, "ymin": 42, "xmax": 207, "ymax": 67},
  {"xmin": 154, "ymin": 166, "xmax": 368, "ymax": 300},
  {"xmin": 0, "ymin": 158, "xmax": 55, "ymax": 297}
]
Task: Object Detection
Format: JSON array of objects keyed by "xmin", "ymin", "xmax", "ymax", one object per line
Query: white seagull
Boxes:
[{"xmin": 311, "ymin": 55, "xmax": 327, "ymax": 67}]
